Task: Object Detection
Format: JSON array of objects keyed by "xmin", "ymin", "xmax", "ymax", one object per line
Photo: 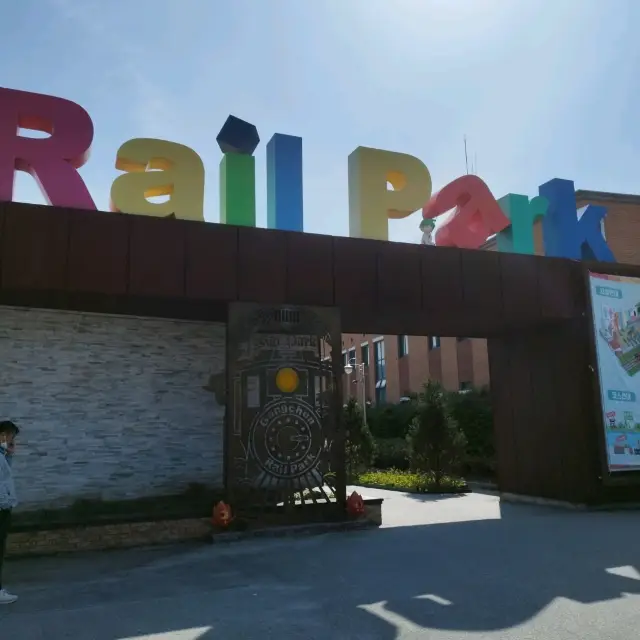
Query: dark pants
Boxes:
[{"xmin": 0, "ymin": 510, "xmax": 11, "ymax": 589}]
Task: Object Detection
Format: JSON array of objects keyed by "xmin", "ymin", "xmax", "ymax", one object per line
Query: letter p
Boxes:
[{"xmin": 348, "ymin": 146, "xmax": 432, "ymax": 241}]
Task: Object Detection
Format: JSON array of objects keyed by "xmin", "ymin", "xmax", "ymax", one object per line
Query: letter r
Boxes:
[{"xmin": 0, "ymin": 87, "xmax": 96, "ymax": 209}]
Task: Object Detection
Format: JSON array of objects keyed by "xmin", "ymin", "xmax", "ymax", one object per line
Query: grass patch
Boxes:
[{"xmin": 355, "ymin": 468, "xmax": 467, "ymax": 494}]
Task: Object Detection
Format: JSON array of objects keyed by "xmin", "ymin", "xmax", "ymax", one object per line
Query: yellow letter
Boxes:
[
  {"xmin": 110, "ymin": 138, "xmax": 205, "ymax": 221},
  {"xmin": 348, "ymin": 147, "xmax": 432, "ymax": 241}
]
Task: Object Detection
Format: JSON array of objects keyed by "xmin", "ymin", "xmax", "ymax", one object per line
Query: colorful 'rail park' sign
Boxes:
[{"xmin": 0, "ymin": 87, "xmax": 616, "ymax": 263}]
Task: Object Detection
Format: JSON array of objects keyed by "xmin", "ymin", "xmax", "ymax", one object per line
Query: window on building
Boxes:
[
  {"xmin": 347, "ymin": 347, "xmax": 356, "ymax": 365},
  {"xmin": 374, "ymin": 339, "xmax": 386, "ymax": 405},
  {"xmin": 374, "ymin": 340, "xmax": 385, "ymax": 380},
  {"xmin": 428, "ymin": 336, "xmax": 441, "ymax": 350},
  {"xmin": 342, "ymin": 351, "xmax": 348, "ymax": 367},
  {"xmin": 361, "ymin": 343, "xmax": 369, "ymax": 367},
  {"xmin": 398, "ymin": 334, "xmax": 409, "ymax": 357}
]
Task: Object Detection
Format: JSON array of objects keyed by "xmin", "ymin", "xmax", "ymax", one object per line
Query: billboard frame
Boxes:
[{"xmin": 584, "ymin": 262, "xmax": 640, "ymax": 487}]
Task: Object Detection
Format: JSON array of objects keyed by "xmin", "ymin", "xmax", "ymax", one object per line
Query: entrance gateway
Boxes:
[
  {"xmin": 226, "ymin": 303, "xmax": 345, "ymax": 521},
  {"xmin": 1, "ymin": 200, "xmax": 639, "ymax": 510}
]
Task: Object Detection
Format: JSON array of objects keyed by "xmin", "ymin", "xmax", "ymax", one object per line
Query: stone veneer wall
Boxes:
[{"xmin": 0, "ymin": 306, "xmax": 225, "ymax": 512}]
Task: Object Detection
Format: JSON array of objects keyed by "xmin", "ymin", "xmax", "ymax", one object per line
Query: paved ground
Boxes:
[{"xmin": 1, "ymin": 488, "xmax": 640, "ymax": 639}]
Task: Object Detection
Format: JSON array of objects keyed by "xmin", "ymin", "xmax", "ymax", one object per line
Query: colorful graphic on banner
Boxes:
[{"xmin": 589, "ymin": 272, "xmax": 640, "ymax": 471}]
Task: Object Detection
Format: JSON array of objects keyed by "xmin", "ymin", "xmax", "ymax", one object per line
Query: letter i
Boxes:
[{"xmin": 216, "ymin": 115, "xmax": 259, "ymax": 227}]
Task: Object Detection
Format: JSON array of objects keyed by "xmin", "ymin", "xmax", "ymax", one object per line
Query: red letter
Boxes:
[
  {"xmin": 422, "ymin": 175, "xmax": 509, "ymax": 249},
  {"xmin": 0, "ymin": 88, "xmax": 96, "ymax": 208}
]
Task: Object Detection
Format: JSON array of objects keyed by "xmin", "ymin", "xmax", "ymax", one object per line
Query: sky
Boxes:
[{"xmin": 2, "ymin": 0, "xmax": 640, "ymax": 244}]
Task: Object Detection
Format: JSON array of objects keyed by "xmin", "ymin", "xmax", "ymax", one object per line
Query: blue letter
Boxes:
[
  {"xmin": 538, "ymin": 178, "xmax": 615, "ymax": 262},
  {"xmin": 266, "ymin": 133, "xmax": 304, "ymax": 232}
]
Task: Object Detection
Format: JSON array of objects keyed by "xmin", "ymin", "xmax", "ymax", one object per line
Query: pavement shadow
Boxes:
[
  {"xmin": 396, "ymin": 491, "xmax": 467, "ymax": 503},
  {"xmin": 340, "ymin": 512, "xmax": 640, "ymax": 634},
  {"xmin": 350, "ymin": 483, "xmax": 468, "ymax": 504},
  {"xmin": 1, "ymin": 505, "xmax": 640, "ymax": 638}
]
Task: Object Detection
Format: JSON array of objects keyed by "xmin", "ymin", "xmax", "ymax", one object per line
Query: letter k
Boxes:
[{"xmin": 538, "ymin": 178, "xmax": 615, "ymax": 262}]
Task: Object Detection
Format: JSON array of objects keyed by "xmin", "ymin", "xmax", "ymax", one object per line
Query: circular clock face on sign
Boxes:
[{"xmin": 249, "ymin": 398, "xmax": 323, "ymax": 480}]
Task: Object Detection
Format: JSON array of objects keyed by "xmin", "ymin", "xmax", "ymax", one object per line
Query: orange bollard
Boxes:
[
  {"xmin": 346, "ymin": 491, "xmax": 365, "ymax": 517},
  {"xmin": 212, "ymin": 501, "xmax": 234, "ymax": 528}
]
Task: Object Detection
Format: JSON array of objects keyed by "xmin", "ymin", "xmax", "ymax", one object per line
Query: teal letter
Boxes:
[{"xmin": 496, "ymin": 193, "xmax": 548, "ymax": 255}]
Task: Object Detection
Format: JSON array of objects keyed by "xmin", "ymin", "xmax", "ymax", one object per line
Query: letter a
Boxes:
[
  {"xmin": 110, "ymin": 138, "xmax": 205, "ymax": 221},
  {"xmin": 424, "ymin": 175, "xmax": 509, "ymax": 249}
]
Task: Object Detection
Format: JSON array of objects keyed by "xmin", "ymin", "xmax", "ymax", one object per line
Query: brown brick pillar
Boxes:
[
  {"xmin": 471, "ymin": 338, "xmax": 491, "ymax": 387},
  {"xmin": 384, "ymin": 335, "xmax": 400, "ymax": 403},
  {"xmin": 440, "ymin": 337, "xmax": 459, "ymax": 391},
  {"xmin": 428, "ymin": 340, "xmax": 443, "ymax": 385},
  {"xmin": 456, "ymin": 339, "xmax": 474, "ymax": 387},
  {"xmin": 408, "ymin": 336, "xmax": 430, "ymax": 393}
]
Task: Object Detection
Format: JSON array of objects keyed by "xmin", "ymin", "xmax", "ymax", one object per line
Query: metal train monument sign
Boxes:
[{"xmin": 0, "ymin": 87, "xmax": 616, "ymax": 263}]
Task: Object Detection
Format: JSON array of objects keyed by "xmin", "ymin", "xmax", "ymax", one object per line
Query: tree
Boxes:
[
  {"xmin": 407, "ymin": 381, "xmax": 467, "ymax": 489},
  {"xmin": 342, "ymin": 398, "xmax": 376, "ymax": 481}
]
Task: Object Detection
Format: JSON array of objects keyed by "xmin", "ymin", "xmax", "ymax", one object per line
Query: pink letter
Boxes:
[
  {"xmin": 423, "ymin": 175, "xmax": 509, "ymax": 249},
  {"xmin": 0, "ymin": 88, "xmax": 96, "ymax": 208}
]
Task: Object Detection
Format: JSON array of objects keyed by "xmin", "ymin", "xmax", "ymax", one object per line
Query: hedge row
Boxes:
[{"xmin": 367, "ymin": 386, "xmax": 496, "ymax": 478}]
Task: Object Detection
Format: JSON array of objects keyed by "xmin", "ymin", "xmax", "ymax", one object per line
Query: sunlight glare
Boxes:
[
  {"xmin": 119, "ymin": 627, "xmax": 213, "ymax": 640},
  {"xmin": 346, "ymin": 0, "xmax": 518, "ymax": 43},
  {"xmin": 359, "ymin": 600, "xmax": 424, "ymax": 634},
  {"xmin": 415, "ymin": 593, "xmax": 453, "ymax": 605},
  {"xmin": 606, "ymin": 565, "xmax": 640, "ymax": 581}
]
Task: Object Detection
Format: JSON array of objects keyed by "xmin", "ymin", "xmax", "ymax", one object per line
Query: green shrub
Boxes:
[
  {"xmin": 362, "ymin": 384, "xmax": 496, "ymax": 478},
  {"xmin": 373, "ymin": 437, "xmax": 410, "ymax": 470},
  {"xmin": 461, "ymin": 455, "xmax": 496, "ymax": 478},
  {"xmin": 407, "ymin": 381, "xmax": 467, "ymax": 489},
  {"xmin": 343, "ymin": 398, "xmax": 376, "ymax": 481},
  {"xmin": 367, "ymin": 401, "xmax": 418, "ymax": 439},
  {"xmin": 446, "ymin": 385, "xmax": 495, "ymax": 476},
  {"xmin": 11, "ymin": 483, "xmax": 218, "ymax": 531},
  {"xmin": 413, "ymin": 471, "xmax": 467, "ymax": 493},
  {"xmin": 356, "ymin": 468, "xmax": 466, "ymax": 493}
]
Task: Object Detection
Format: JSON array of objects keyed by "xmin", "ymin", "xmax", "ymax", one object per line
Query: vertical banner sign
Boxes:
[{"xmin": 589, "ymin": 272, "xmax": 640, "ymax": 471}]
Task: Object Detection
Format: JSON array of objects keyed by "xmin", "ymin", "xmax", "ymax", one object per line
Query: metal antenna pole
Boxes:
[{"xmin": 464, "ymin": 135, "xmax": 469, "ymax": 175}]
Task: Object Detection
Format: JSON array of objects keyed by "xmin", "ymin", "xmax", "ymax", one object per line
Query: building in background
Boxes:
[
  {"xmin": 340, "ymin": 333, "xmax": 489, "ymax": 404},
  {"xmin": 341, "ymin": 190, "xmax": 640, "ymax": 405}
]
